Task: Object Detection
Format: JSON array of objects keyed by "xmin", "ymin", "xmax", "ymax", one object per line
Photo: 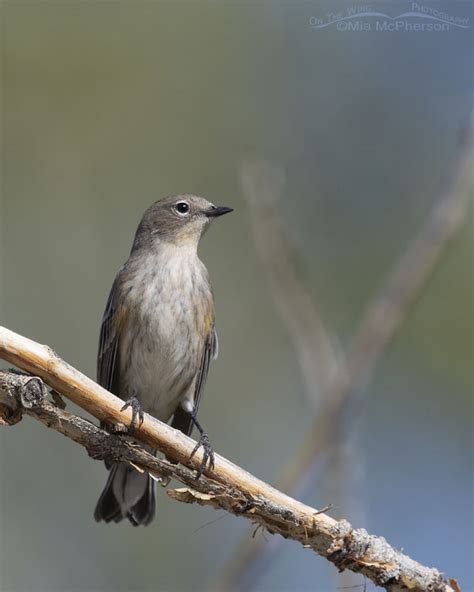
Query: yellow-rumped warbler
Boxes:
[{"xmin": 94, "ymin": 195, "xmax": 232, "ymax": 526}]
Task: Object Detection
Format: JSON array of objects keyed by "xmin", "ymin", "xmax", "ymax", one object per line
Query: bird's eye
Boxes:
[{"xmin": 175, "ymin": 201, "xmax": 190, "ymax": 215}]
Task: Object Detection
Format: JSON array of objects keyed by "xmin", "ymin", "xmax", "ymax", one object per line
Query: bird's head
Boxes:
[{"xmin": 132, "ymin": 194, "xmax": 233, "ymax": 251}]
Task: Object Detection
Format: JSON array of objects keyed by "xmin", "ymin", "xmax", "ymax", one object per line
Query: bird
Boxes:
[{"xmin": 94, "ymin": 194, "xmax": 233, "ymax": 526}]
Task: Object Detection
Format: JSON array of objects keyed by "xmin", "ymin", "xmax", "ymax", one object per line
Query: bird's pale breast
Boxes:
[{"xmin": 118, "ymin": 245, "xmax": 214, "ymax": 421}]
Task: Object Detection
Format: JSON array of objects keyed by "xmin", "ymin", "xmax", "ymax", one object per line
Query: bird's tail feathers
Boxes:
[{"xmin": 94, "ymin": 463, "xmax": 155, "ymax": 526}]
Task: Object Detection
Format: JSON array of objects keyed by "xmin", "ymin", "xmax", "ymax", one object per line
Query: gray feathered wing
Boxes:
[
  {"xmin": 94, "ymin": 271, "xmax": 156, "ymax": 526},
  {"xmin": 171, "ymin": 327, "xmax": 218, "ymax": 436},
  {"xmin": 97, "ymin": 273, "xmax": 124, "ymax": 400}
]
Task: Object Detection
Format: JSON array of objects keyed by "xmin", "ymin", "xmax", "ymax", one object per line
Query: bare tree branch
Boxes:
[
  {"xmin": 213, "ymin": 121, "xmax": 473, "ymax": 590},
  {"xmin": 241, "ymin": 160, "xmax": 339, "ymax": 410},
  {"xmin": 0, "ymin": 331, "xmax": 459, "ymax": 592}
]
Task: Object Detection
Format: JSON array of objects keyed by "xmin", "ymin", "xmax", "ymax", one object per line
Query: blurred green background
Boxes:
[{"xmin": 0, "ymin": 1, "xmax": 472, "ymax": 591}]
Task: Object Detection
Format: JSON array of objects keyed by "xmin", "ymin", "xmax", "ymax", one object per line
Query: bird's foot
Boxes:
[
  {"xmin": 120, "ymin": 395, "xmax": 145, "ymax": 431},
  {"xmin": 190, "ymin": 432, "xmax": 215, "ymax": 478}
]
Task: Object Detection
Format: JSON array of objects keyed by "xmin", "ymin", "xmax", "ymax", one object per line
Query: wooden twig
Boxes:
[
  {"xmin": 0, "ymin": 331, "xmax": 458, "ymax": 592},
  {"xmin": 213, "ymin": 121, "xmax": 473, "ymax": 590}
]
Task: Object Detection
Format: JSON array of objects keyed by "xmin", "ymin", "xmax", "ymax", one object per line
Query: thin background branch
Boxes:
[
  {"xmin": 241, "ymin": 161, "xmax": 340, "ymax": 411},
  {"xmin": 212, "ymin": 119, "xmax": 473, "ymax": 591}
]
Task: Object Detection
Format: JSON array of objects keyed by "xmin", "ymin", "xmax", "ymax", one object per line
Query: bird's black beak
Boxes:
[{"xmin": 205, "ymin": 205, "xmax": 234, "ymax": 218}]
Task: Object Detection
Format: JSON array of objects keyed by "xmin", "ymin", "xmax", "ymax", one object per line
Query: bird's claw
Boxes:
[
  {"xmin": 120, "ymin": 395, "xmax": 144, "ymax": 431},
  {"xmin": 190, "ymin": 432, "xmax": 215, "ymax": 478}
]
